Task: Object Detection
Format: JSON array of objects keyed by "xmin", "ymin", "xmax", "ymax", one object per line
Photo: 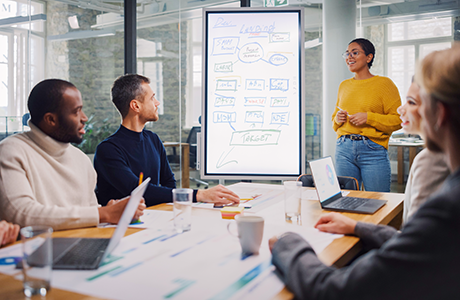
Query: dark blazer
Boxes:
[{"xmin": 272, "ymin": 169, "xmax": 460, "ymax": 300}]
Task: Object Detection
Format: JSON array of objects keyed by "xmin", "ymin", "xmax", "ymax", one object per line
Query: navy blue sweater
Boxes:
[{"xmin": 94, "ymin": 125, "xmax": 194, "ymax": 207}]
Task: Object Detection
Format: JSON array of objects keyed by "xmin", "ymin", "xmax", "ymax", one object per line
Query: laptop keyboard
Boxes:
[
  {"xmin": 329, "ymin": 197, "xmax": 367, "ymax": 210},
  {"xmin": 54, "ymin": 239, "xmax": 110, "ymax": 266}
]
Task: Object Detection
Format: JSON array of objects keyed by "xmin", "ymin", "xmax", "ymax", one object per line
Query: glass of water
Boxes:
[
  {"xmin": 173, "ymin": 188, "xmax": 194, "ymax": 233},
  {"xmin": 21, "ymin": 226, "xmax": 53, "ymax": 297},
  {"xmin": 284, "ymin": 181, "xmax": 302, "ymax": 223}
]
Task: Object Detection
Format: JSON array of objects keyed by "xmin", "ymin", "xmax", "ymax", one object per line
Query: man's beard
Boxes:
[{"xmin": 49, "ymin": 116, "xmax": 83, "ymax": 144}]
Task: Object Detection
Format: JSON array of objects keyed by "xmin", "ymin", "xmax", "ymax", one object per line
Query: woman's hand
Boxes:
[
  {"xmin": 0, "ymin": 220, "xmax": 20, "ymax": 247},
  {"xmin": 335, "ymin": 110, "xmax": 348, "ymax": 124},
  {"xmin": 314, "ymin": 212, "xmax": 357, "ymax": 235},
  {"xmin": 268, "ymin": 236, "xmax": 278, "ymax": 253},
  {"xmin": 348, "ymin": 112, "xmax": 367, "ymax": 126}
]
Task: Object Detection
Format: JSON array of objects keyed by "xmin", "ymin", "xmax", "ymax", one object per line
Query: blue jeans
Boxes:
[{"xmin": 335, "ymin": 135, "xmax": 391, "ymax": 192}]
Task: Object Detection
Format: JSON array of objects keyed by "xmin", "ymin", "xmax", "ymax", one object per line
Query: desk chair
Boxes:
[
  {"xmin": 187, "ymin": 126, "xmax": 208, "ymax": 188},
  {"xmin": 166, "ymin": 127, "xmax": 208, "ymax": 188},
  {"xmin": 297, "ymin": 174, "xmax": 359, "ymax": 190},
  {"xmin": 22, "ymin": 113, "xmax": 30, "ymax": 127}
]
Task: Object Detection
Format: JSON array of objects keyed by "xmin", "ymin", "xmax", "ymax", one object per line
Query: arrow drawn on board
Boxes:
[
  {"xmin": 216, "ymin": 147, "xmax": 238, "ymax": 169},
  {"xmin": 228, "ymin": 120, "xmax": 236, "ymax": 131}
]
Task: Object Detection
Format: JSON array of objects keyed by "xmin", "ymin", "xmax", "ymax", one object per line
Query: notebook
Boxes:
[
  {"xmin": 22, "ymin": 177, "xmax": 150, "ymax": 270},
  {"xmin": 309, "ymin": 157, "xmax": 386, "ymax": 214}
]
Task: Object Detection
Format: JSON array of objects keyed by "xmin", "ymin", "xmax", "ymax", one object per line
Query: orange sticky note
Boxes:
[{"xmin": 220, "ymin": 207, "xmax": 244, "ymax": 220}]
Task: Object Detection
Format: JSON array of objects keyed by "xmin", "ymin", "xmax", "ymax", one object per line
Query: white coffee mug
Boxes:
[{"xmin": 227, "ymin": 215, "xmax": 264, "ymax": 255}]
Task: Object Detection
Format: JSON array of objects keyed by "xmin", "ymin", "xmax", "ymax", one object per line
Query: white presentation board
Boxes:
[{"xmin": 201, "ymin": 7, "xmax": 305, "ymax": 180}]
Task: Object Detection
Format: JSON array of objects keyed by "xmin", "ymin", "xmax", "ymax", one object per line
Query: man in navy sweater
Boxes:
[{"xmin": 94, "ymin": 74, "xmax": 240, "ymax": 207}]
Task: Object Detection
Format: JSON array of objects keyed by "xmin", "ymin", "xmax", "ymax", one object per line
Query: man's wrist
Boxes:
[
  {"xmin": 98, "ymin": 207, "xmax": 107, "ymax": 223},
  {"xmin": 195, "ymin": 190, "xmax": 202, "ymax": 202}
]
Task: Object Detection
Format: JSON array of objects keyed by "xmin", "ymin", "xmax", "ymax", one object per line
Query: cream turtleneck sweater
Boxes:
[{"xmin": 0, "ymin": 122, "xmax": 99, "ymax": 230}]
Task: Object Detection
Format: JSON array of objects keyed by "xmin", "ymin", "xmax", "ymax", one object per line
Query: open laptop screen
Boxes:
[
  {"xmin": 101, "ymin": 177, "xmax": 150, "ymax": 261},
  {"xmin": 309, "ymin": 156, "xmax": 341, "ymax": 203}
]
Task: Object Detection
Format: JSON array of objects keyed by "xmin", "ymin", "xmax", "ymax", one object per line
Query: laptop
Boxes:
[
  {"xmin": 22, "ymin": 177, "xmax": 150, "ymax": 270},
  {"xmin": 309, "ymin": 157, "xmax": 386, "ymax": 214}
]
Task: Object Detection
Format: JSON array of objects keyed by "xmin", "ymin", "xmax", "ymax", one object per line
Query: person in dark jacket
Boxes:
[{"xmin": 269, "ymin": 44, "xmax": 460, "ymax": 299}]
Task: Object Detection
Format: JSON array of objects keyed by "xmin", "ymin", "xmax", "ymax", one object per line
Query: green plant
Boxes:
[{"xmin": 75, "ymin": 115, "xmax": 115, "ymax": 154}]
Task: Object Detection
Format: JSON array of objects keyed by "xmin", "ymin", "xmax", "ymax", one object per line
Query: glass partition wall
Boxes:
[
  {"xmin": 47, "ymin": 1, "xmax": 125, "ymax": 154},
  {"xmin": 1, "ymin": 0, "xmax": 459, "ymax": 189},
  {"xmin": 0, "ymin": 0, "xmax": 125, "ymax": 152},
  {"xmin": 136, "ymin": 1, "xmax": 242, "ymax": 188}
]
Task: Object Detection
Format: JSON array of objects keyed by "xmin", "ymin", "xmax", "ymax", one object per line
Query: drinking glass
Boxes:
[
  {"xmin": 173, "ymin": 188, "xmax": 194, "ymax": 233},
  {"xmin": 284, "ymin": 181, "xmax": 302, "ymax": 222},
  {"xmin": 21, "ymin": 226, "xmax": 53, "ymax": 297}
]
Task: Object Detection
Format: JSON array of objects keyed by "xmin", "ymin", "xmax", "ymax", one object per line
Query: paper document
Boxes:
[
  {"xmin": 99, "ymin": 210, "xmax": 173, "ymax": 229},
  {"xmin": 0, "ymin": 216, "xmax": 343, "ymax": 300},
  {"xmin": 0, "ymin": 243, "xmax": 25, "ymax": 276},
  {"xmin": 187, "ymin": 183, "xmax": 285, "ymax": 213}
]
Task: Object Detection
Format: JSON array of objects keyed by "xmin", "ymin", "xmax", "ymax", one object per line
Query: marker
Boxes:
[
  {"xmin": 214, "ymin": 202, "xmax": 237, "ymax": 209},
  {"xmin": 337, "ymin": 106, "xmax": 350, "ymax": 116},
  {"xmin": 239, "ymin": 203, "xmax": 252, "ymax": 209}
]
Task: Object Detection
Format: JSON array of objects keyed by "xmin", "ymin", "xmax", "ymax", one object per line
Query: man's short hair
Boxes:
[
  {"xmin": 111, "ymin": 74, "xmax": 150, "ymax": 118},
  {"xmin": 28, "ymin": 79, "xmax": 76, "ymax": 125}
]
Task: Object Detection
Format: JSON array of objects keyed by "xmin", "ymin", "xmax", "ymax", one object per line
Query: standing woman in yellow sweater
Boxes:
[{"xmin": 332, "ymin": 38, "xmax": 401, "ymax": 192}]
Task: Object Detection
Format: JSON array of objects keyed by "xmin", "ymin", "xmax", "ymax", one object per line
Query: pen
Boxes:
[
  {"xmin": 139, "ymin": 172, "xmax": 144, "ymax": 186},
  {"xmin": 240, "ymin": 194, "xmax": 262, "ymax": 201},
  {"xmin": 131, "ymin": 172, "xmax": 144, "ymax": 224}
]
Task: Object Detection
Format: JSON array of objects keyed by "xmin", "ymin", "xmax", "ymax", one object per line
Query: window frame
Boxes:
[{"xmin": 384, "ymin": 18, "xmax": 453, "ymax": 102}]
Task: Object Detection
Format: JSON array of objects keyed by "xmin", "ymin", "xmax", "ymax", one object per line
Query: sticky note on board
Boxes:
[{"xmin": 220, "ymin": 207, "xmax": 244, "ymax": 219}]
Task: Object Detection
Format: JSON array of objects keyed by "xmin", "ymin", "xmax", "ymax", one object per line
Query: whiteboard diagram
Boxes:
[{"xmin": 202, "ymin": 8, "xmax": 305, "ymax": 179}]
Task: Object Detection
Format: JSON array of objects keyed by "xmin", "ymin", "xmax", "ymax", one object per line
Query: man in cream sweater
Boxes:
[{"xmin": 0, "ymin": 79, "xmax": 145, "ymax": 230}]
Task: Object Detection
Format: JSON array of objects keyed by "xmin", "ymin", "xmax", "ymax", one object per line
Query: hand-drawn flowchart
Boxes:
[{"xmin": 204, "ymin": 9, "xmax": 304, "ymax": 177}]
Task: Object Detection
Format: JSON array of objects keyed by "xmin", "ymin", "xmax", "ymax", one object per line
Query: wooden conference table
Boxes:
[
  {"xmin": 0, "ymin": 187, "xmax": 404, "ymax": 300},
  {"xmin": 389, "ymin": 139, "xmax": 424, "ymax": 184}
]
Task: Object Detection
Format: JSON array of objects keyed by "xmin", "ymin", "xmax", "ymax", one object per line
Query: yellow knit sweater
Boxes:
[{"xmin": 332, "ymin": 75, "xmax": 402, "ymax": 149}]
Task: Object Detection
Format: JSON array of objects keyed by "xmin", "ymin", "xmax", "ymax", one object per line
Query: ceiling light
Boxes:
[{"xmin": 68, "ymin": 15, "xmax": 79, "ymax": 29}]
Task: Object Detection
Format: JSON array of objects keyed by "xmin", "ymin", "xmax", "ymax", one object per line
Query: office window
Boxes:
[
  {"xmin": 137, "ymin": 39, "xmax": 164, "ymax": 116},
  {"xmin": 387, "ymin": 45, "xmax": 415, "ymax": 103},
  {"xmin": 0, "ymin": 0, "xmax": 45, "ymax": 134},
  {"xmin": 388, "ymin": 18, "xmax": 452, "ymax": 41},
  {"xmin": 0, "ymin": 34, "xmax": 8, "ymax": 112},
  {"xmin": 387, "ymin": 17, "xmax": 452, "ymax": 103},
  {"xmin": 419, "ymin": 41, "xmax": 452, "ymax": 59}
]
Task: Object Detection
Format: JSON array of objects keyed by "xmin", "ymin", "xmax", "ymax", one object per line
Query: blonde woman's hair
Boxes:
[{"xmin": 416, "ymin": 43, "xmax": 460, "ymax": 130}]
